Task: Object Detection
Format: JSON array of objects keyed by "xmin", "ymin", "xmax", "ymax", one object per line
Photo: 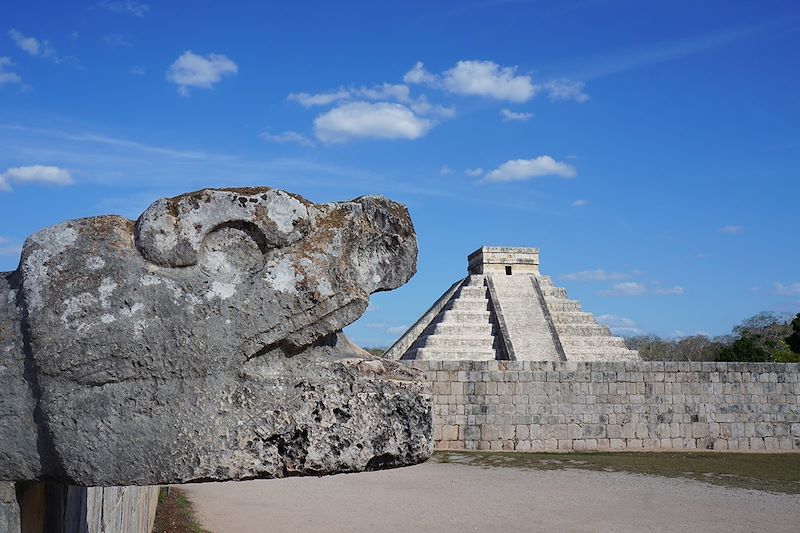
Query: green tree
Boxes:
[
  {"xmin": 786, "ymin": 313, "xmax": 800, "ymax": 355},
  {"xmin": 721, "ymin": 312, "xmax": 795, "ymax": 362},
  {"xmin": 718, "ymin": 336, "xmax": 771, "ymax": 362}
]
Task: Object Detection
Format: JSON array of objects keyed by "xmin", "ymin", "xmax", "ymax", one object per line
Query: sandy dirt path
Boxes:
[{"xmin": 182, "ymin": 461, "xmax": 799, "ymax": 532}]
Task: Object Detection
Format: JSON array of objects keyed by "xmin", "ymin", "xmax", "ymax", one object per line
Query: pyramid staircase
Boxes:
[
  {"xmin": 536, "ymin": 275, "xmax": 637, "ymax": 361},
  {"xmin": 403, "ymin": 276, "xmax": 502, "ymax": 361}
]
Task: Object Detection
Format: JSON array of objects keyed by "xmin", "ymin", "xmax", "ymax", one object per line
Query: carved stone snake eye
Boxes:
[{"xmin": 134, "ymin": 188, "xmax": 311, "ymax": 268}]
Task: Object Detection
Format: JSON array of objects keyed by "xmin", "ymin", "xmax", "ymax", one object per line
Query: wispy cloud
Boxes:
[
  {"xmin": 561, "ymin": 269, "xmax": 634, "ymax": 282},
  {"xmin": 288, "ymin": 88, "xmax": 351, "ymax": 107},
  {"xmin": 600, "ymin": 281, "xmax": 684, "ymax": 297},
  {"xmin": 483, "ymin": 155, "xmax": 576, "ymax": 183},
  {"xmin": 0, "ymin": 123, "xmax": 216, "ymax": 160},
  {"xmin": 166, "ymin": 51, "xmax": 238, "ymax": 96},
  {"xmin": 0, "ymin": 57, "xmax": 22, "ymax": 86},
  {"xmin": 288, "ymin": 84, "xmax": 411, "ymax": 107},
  {"xmin": 720, "ymin": 225, "xmax": 744, "ymax": 234},
  {"xmin": 566, "ymin": 22, "xmax": 778, "ymax": 80},
  {"xmin": 98, "ymin": 0, "xmax": 150, "ymax": 17},
  {"xmin": 596, "ymin": 314, "xmax": 644, "ymax": 336},
  {"xmin": 439, "ymin": 165, "xmax": 452, "ymax": 175},
  {"xmin": 774, "ymin": 282, "xmax": 800, "ymax": 296},
  {"xmin": 364, "ymin": 322, "xmax": 408, "ymax": 336},
  {"xmin": 0, "ymin": 121, "xmax": 414, "ymax": 200},
  {"xmin": 465, "ymin": 168, "xmax": 484, "ymax": 177},
  {"xmin": 260, "ymin": 130, "xmax": 314, "ymax": 147},
  {"xmin": 571, "ymin": 199, "xmax": 589, "ymax": 207},
  {"xmin": 8, "ymin": 29, "xmax": 41, "ymax": 55},
  {"xmin": 0, "ymin": 236, "xmax": 22, "ymax": 257},
  {"xmin": 500, "ymin": 108, "xmax": 533, "ymax": 122},
  {"xmin": 7, "ymin": 29, "xmax": 75, "ymax": 66},
  {"xmin": 542, "ymin": 79, "xmax": 589, "ymax": 102}
]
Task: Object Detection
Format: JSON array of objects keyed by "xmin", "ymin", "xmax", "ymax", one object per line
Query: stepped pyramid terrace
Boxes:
[{"xmin": 385, "ymin": 247, "xmax": 639, "ymax": 362}]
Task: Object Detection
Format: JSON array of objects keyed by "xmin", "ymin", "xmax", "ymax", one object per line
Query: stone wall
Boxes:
[
  {"xmin": 405, "ymin": 360, "xmax": 800, "ymax": 451},
  {"xmin": 0, "ymin": 482, "xmax": 159, "ymax": 533}
]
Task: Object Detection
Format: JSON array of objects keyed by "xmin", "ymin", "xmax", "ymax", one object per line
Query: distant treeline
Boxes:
[{"xmin": 625, "ymin": 312, "xmax": 800, "ymax": 363}]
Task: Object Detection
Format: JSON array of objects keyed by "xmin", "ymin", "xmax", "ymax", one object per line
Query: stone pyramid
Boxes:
[{"xmin": 385, "ymin": 247, "xmax": 638, "ymax": 362}]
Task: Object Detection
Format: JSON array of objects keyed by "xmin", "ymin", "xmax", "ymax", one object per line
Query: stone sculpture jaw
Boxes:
[{"xmin": 0, "ymin": 187, "xmax": 431, "ymax": 486}]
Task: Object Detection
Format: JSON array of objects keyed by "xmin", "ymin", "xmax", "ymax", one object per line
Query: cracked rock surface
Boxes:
[{"xmin": 0, "ymin": 187, "xmax": 431, "ymax": 486}]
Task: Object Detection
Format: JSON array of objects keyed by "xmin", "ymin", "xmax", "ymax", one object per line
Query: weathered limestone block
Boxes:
[{"xmin": 0, "ymin": 187, "xmax": 431, "ymax": 486}]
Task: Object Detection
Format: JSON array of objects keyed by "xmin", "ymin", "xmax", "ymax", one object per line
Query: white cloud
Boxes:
[
  {"xmin": 543, "ymin": 79, "xmax": 590, "ymax": 102},
  {"xmin": 260, "ymin": 130, "xmax": 314, "ymax": 147},
  {"xmin": 0, "ymin": 57, "xmax": 22, "ymax": 86},
  {"xmin": 363, "ymin": 322, "xmax": 408, "ymax": 336},
  {"xmin": 288, "ymin": 88, "xmax": 350, "ymax": 107},
  {"xmin": 0, "ymin": 236, "xmax": 22, "ymax": 257},
  {"xmin": 600, "ymin": 282, "xmax": 648, "ymax": 296},
  {"xmin": 408, "ymin": 95, "xmax": 456, "ymax": 118},
  {"xmin": 288, "ymin": 84, "xmax": 411, "ymax": 108},
  {"xmin": 403, "ymin": 61, "xmax": 437, "ymax": 84},
  {"xmin": 596, "ymin": 314, "xmax": 643, "ymax": 336},
  {"xmin": 600, "ymin": 281, "xmax": 684, "ymax": 297},
  {"xmin": 439, "ymin": 165, "xmax": 452, "ymax": 175},
  {"xmin": 355, "ymin": 83, "xmax": 410, "ymax": 102},
  {"xmin": 443, "ymin": 60, "xmax": 536, "ymax": 102},
  {"xmin": 1, "ymin": 166, "xmax": 74, "ymax": 190},
  {"xmin": 8, "ymin": 29, "xmax": 40, "ymax": 55},
  {"xmin": 500, "ymin": 108, "xmax": 533, "ymax": 122},
  {"xmin": 314, "ymin": 102, "xmax": 432, "ymax": 143},
  {"xmin": 720, "ymin": 225, "xmax": 743, "ymax": 234},
  {"xmin": 130, "ymin": 66, "xmax": 146, "ymax": 75},
  {"xmin": 484, "ymin": 155, "xmax": 576, "ymax": 183},
  {"xmin": 561, "ymin": 269, "xmax": 633, "ymax": 282},
  {"xmin": 166, "ymin": 51, "xmax": 238, "ymax": 96},
  {"xmin": 366, "ymin": 302, "xmax": 380, "ymax": 313},
  {"xmin": 465, "ymin": 168, "xmax": 484, "ymax": 177},
  {"xmin": 653, "ymin": 286, "xmax": 685, "ymax": 295},
  {"xmin": 571, "ymin": 199, "xmax": 589, "ymax": 207},
  {"xmin": 98, "ymin": 0, "xmax": 150, "ymax": 17},
  {"xmin": 774, "ymin": 282, "xmax": 800, "ymax": 296},
  {"xmin": 405, "ymin": 60, "xmax": 537, "ymax": 103}
]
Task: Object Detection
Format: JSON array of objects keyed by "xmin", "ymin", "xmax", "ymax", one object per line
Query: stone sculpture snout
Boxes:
[{"xmin": 0, "ymin": 186, "xmax": 431, "ymax": 486}]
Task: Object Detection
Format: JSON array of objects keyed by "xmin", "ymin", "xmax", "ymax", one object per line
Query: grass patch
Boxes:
[
  {"xmin": 153, "ymin": 487, "xmax": 210, "ymax": 533},
  {"xmin": 432, "ymin": 450, "xmax": 800, "ymax": 494}
]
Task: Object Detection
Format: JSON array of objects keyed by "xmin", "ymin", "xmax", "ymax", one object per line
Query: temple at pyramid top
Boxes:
[
  {"xmin": 385, "ymin": 246, "xmax": 639, "ymax": 362},
  {"xmin": 467, "ymin": 246, "xmax": 540, "ymax": 275}
]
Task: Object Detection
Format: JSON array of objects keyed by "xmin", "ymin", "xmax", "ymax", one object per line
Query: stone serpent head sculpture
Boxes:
[{"xmin": 0, "ymin": 187, "xmax": 431, "ymax": 486}]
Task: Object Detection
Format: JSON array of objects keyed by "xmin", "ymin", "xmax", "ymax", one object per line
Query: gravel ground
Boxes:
[{"xmin": 182, "ymin": 461, "xmax": 799, "ymax": 532}]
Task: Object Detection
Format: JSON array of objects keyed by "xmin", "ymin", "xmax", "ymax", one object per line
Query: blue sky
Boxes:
[{"xmin": 2, "ymin": 0, "xmax": 799, "ymax": 347}]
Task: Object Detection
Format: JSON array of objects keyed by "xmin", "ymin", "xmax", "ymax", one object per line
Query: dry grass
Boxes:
[
  {"xmin": 433, "ymin": 450, "xmax": 800, "ymax": 493},
  {"xmin": 152, "ymin": 487, "xmax": 210, "ymax": 533}
]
